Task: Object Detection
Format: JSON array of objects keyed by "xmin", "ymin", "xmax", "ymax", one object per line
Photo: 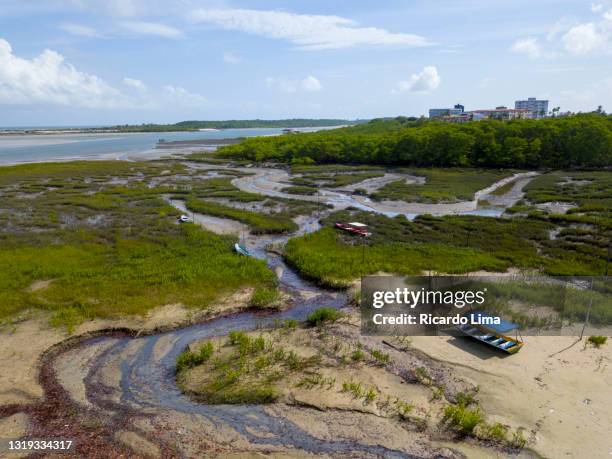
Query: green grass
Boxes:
[
  {"xmin": 176, "ymin": 342, "xmax": 215, "ymax": 372},
  {"xmin": 587, "ymin": 335, "xmax": 608, "ymax": 348},
  {"xmin": 442, "ymin": 404, "xmax": 485, "ymax": 436},
  {"xmin": 357, "ymin": 209, "xmax": 604, "ymax": 273},
  {"xmin": 249, "ymin": 287, "xmax": 281, "ymax": 309},
  {"xmin": 187, "ymin": 176, "xmax": 265, "ymax": 202},
  {"xmin": 176, "ymin": 331, "xmax": 320, "ymax": 405},
  {"xmin": 185, "ymin": 196, "xmax": 298, "ymax": 234},
  {"xmin": 482, "ymin": 280, "xmax": 612, "ymax": 326},
  {"xmin": 284, "ymin": 227, "xmax": 508, "ymax": 287},
  {"xmin": 0, "ymin": 161, "xmax": 276, "ymax": 329},
  {"xmin": 371, "ymin": 168, "xmax": 512, "ymax": 203},
  {"xmin": 306, "ymin": 307, "xmax": 342, "ymax": 326},
  {"xmin": 489, "ymin": 180, "xmax": 516, "ymax": 196},
  {"xmin": 523, "ymin": 171, "xmax": 612, "ymax": 229},
  {"xmin": 290, "ymin": 164, "xmax": 385, "ymax": 174},
  {"xmin": 282, "ymin": 185, "xmax": 318, "ymax": 195}
]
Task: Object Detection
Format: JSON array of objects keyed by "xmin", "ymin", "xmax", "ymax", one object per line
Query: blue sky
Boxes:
[{"xmin": 1, "ymin": 0, "xmax": 611, "ymax": 125}]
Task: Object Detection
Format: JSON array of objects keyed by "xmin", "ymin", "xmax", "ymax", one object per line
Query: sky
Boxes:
[{"xmin": 1, "ymin": 0, "xmax": 612, "ymax": 126}]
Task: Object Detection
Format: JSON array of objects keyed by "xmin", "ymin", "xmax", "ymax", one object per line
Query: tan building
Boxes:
[{"xmin": 467, "ymin": 107, "xmax": 532, "ymax": 121}]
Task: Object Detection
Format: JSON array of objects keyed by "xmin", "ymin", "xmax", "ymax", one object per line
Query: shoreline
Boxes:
[{"xmin": 0, "ymin": 124, "xmax": 350, "ymax": 137}]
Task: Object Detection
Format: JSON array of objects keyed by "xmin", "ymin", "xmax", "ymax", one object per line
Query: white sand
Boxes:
[{"xmin": 410, "ymin": 335, "xmax": 612, "ymax": 458}]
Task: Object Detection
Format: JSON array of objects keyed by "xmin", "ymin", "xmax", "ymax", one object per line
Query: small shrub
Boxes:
[
  {"xmin": 351, "ymin": 349, "xmax": 365, "ymax": 361},
  {"xmin": 455, "ymin": 391, "xmax": 478, "ymax": 407},
  {"xmin": 176, "ymin": 341, "xmax": 214, "ymax": 372},
  {"xmin": 364, "ymin": 388, "xmax": 377, "ymax": 404},
  {"xmin": 285, "ymin": 350, "xmax": 302, "ymax": 370},
  {"xmin": 511, "ymin": 427, "xmax": 527, "ymax": 449},
  {"xmin": 229, "ymin": 331, "xmax": 248, "ymax": 346},
  {"xmin": 415, "ymin": 366, "xmax": 432, "ymax": 384},
  {"xmin": 341, "ymin": 380, "xmax": 364, "ymax": 398},
  {"xmin": 397, "ymin": 400, "xmax": 414, "ymax": 418},
  {"xmin": 443, "ymin": 404, "xmax": 484, "ymax": 436},
  {"xmin": 296, "ymin": 373, "xmax": 323, "ymax": 389},
  {"xmin": 369, "ymin": 348, "xmax": 390, "ymax": 365},
  {"xmin": 587, "ymin": 335, "xmax": 607, "ymax": 348},
  {"xmin": 249, "ymin": 287, "xmax": 280, "ymax": 309},
  {"xmin": 481, "ymin": 422, "xmax": 508, "ymax": 443},
  {"xmin": 306, "ymin": 307, "xmax": 341, "ymax": 326}
]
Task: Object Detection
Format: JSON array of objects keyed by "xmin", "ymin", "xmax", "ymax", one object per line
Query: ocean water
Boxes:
[{"xmin": 0, "ymin": 128, "xmax": 317, "ymax": 165}]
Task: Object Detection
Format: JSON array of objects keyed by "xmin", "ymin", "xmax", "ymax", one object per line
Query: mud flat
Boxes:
[
  {"xmin": 231, "ymin": 167, "xmax": 539, "ymax": 218},
  {"xmin": 166, "ymin": 197, "xmax": 250, "ymax": 236}
]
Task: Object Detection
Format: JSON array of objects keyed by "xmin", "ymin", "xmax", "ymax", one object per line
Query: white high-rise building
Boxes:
[{"xmin": 515, "ymin": 97, "xmax": 549, "ymax": 119}]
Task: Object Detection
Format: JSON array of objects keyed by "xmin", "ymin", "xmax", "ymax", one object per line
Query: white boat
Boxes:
[{"xmin": 234, "ymin": 243, "xmax": 251, "ymax": 256}]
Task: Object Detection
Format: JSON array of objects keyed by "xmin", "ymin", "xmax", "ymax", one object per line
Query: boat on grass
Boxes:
[
  {"xmin": 334, "ymin": 221, "xmax": 371, "ymax": 237},
  {"xmin": 234, "ymin": 243, "xmax": 252, "ymax": 256}
]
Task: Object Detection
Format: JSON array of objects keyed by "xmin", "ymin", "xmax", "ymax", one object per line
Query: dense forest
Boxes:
[
  {"xmin": 103, "ymin": 119, "xmax": 354, "ymax": 132},
  {"xmin": 217, "ymin": 114, "xmax": 612, "ymax": 169}
]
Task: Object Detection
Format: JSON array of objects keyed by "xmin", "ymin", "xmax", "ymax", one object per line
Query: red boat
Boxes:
[{"xmin": 334, "ymin": 222, "xmax": 371, "ymax": 237}]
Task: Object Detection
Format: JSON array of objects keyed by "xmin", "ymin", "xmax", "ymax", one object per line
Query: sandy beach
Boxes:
[{"xmin": 410, "ymin": 335, "xmax": 612, "ymax": 458}]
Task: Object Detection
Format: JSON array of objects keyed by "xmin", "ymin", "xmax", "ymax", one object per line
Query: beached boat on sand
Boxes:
[{"xmin": 456, "ymin": 311, "xmax": 524, "ymax": 354}]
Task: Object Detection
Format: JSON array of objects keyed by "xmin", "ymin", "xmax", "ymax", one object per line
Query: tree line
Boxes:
[
  {"xmin": 217, "ymin": 114, "xmax": 612, "ymax": 169},
  {"xmin": 100, "ymin": 119, "xmax": 353, "ymax": 132}
]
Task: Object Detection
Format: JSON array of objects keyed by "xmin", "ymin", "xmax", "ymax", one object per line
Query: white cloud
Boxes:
[
  {"xmin": 510, "ymin": 37, "xmax": 542, "ymax": 58},
  {"xmin": 302, "ymin": 75, "xmax": 322, "ymax": 91},
  {"xmin": 265, "ymin": 75, "xmax": 323, "ymax": 93},
  {"xmin": 562, "ymin": 22, "xmax": 607, "ymax": 54},
  {"xmin": 0, "ymin": 38, "xmax": 127, "ymax": 108},
  {"xmin": 188, "ymin": 8, "xmax": 430, "ymax": 50},
  {"xmin": 222, "ymin": 52, "xmax": 241, "ymax": 64},
  {"xmin": 60, "ymin": 23, "xmax": 104, "ymax": 38},
  {"xmin": 119, "ymin": 21, "xmax": 183, "ymax": 39},
  {"xmin": 395, "ymin": 66, "xmax": 440, "ymax": 93},
  {"xmin": 163, "ymin": 85, "xmax": 207, "ymax": 106},
  {"xmin": 510, "ymin": 5, "xmax": 612, "ymax": 58},
  {"xmin": 123, "ymin": 77, "xmax": 147, "ymax": 92}
]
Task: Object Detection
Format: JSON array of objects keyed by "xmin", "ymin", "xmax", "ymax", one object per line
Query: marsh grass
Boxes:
[
  {"xmin": 306, "ymin": 307, "xmax": 342, "ymax": 326},
  {"xmin": 185, "ymin": 196, "xmax": 298, "ymax": 234},
  {"xmin": 442, "ymin": 404, "xmax": 484, "ymax": 436},
  {"xmin": 282, "ymin": 185, "xmax": 318, "ymax": 195},
  {"xmin": 283, "ymin": 208, "xmax": 607, "ymax": 287},
  {"xmin": 371, "ymin": 168, "xmax": 512, "ymax": 203},
  {"xmin": 0, "ymin": 161, "xmax": 276, "ymax": 328},
  {"xmin": 289, "ymin": 170, "xmax": 385, "ymax": 189},
  {"xmin": 176, "ymin": 342, "xmax": 214, "ymax": 372},
  {"xmin": 177, "ymin": 331, "xmax": 321, "ymax": 404},
  {"xmin": 249, "ymin": 287, "xmax": 281, "ymax": 309},
  {"xmin": 284, "ymin": 227, "xmax": 507, "ymax": 287}
]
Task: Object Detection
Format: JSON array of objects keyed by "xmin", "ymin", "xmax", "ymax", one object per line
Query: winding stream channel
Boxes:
[{"xmin": 1, "ymin": 166, "xmax": 539, "ymax": 457}]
